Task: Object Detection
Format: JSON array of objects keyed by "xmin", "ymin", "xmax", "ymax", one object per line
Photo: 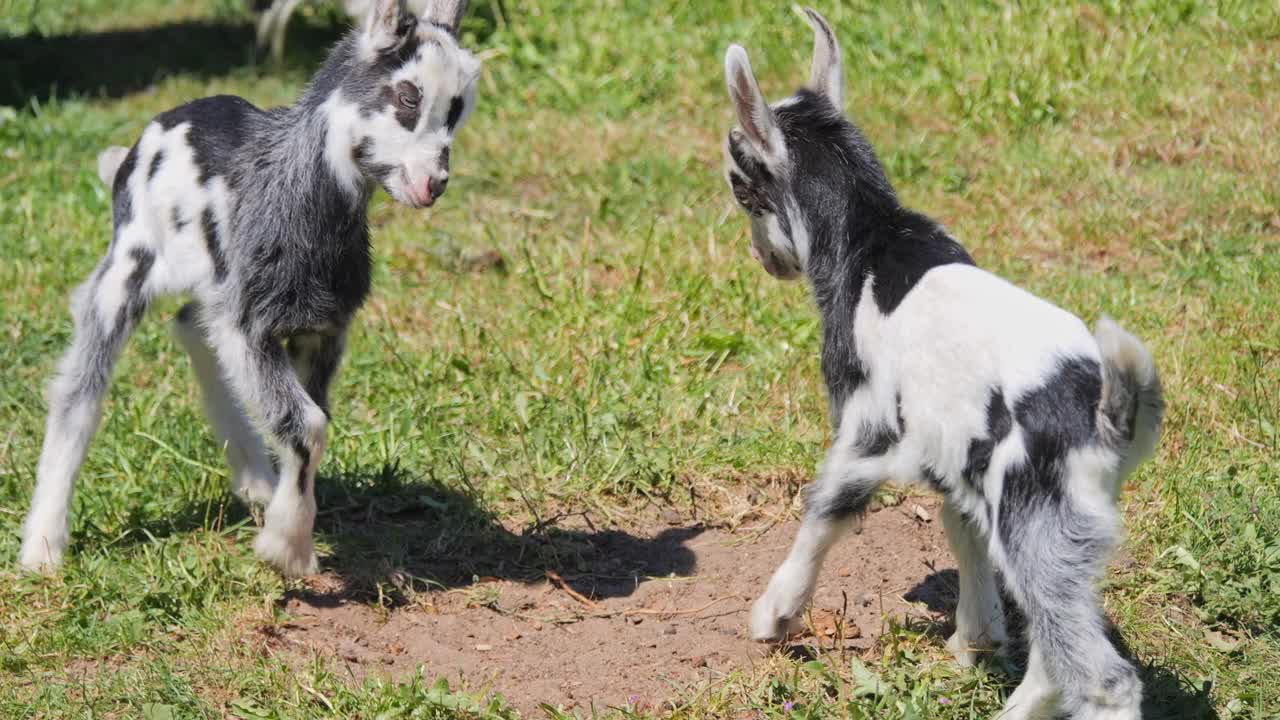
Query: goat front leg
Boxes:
[
  {"xmin": 208, "ymin": 321, "xmax": 326, "ymax": 577},
  {"xmin": 174, "ymin": 302, "xmax": 276, "ymax": 506},
  {"xmin": 751, "ymin": 449, "xmax": 886, "ymax": 642}
]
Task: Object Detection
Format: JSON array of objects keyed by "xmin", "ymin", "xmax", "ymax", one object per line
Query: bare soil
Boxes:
[{"xmin": 265, "ymin": 496, "xmax": 957, "ymax": 715}]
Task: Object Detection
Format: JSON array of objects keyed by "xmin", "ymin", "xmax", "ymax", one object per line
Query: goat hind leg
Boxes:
[
  {"xmin": 20, "ymin": 255, "xmax": 152, "ymax": 571},
  {"xmin": 999, "ymin": 501, "xmax": 1141, "ymax": 720}
]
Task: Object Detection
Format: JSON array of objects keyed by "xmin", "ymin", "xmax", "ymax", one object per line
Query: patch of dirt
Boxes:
[{"xmin": 267, "ymin": 497, "xmax": 956, "ymax": 715}]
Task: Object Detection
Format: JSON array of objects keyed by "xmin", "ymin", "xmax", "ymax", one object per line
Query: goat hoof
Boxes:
[
  {"xmin": 947, "ymin": 631, "xmax": 1006, "ymax": 667},
  {"xmin": 232, "ymin": 470, "xmax": 277, "ymax": 507},
  {"xmin": 947, "ymin": 631, "xmax": 980, "ymax": 667},
  {"xmin": 254, "ymin": 531, "xmax": 318, "ymax": 578},
  {"xmin": 750, "ymin": 594, "xmax": 805, "ymax": 642},
  {"xmin": 18, "ymin": 542, "xmax": 64, "ymax": 575}
]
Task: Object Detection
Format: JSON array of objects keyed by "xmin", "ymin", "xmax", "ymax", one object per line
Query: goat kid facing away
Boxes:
[
  {"xmin": 20, "ymin": 0, "xmax": 480, "ymax": 579},
  {"xmin": 722, "ymin": 9, "xmax": 1163, "ymax": 720}
]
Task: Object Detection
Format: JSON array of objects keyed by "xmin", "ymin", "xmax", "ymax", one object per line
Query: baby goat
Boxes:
[
  {"xmin": 20, "ymin": 0, "xmax": 480, "ymax": 578},
  {"xmin": 723, "ymin": 10, "xmax": 1163, "ymax": 720}
]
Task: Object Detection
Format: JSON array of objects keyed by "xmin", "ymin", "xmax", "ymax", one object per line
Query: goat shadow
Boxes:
[
  {"xmin": 0, "ymin": 3, "xmax": 507, "ymax": 108},
  {"xmin": 0, "ymin": 17, "xmax": 339, "ymax": 108},
  {"xmin": 905, "ymin": 569, "xmax": 1221, "ymax": 720},
  {"xmin": 63, "ymin": 458, "xmax": 695, "ymax": 610},
  {"xmin": 73, "ymin": 460, "xmax": 700, "ymax": 605},
  {"xmin": 295, "ymin": 461, "xmax": 702, "ymax": 607}
]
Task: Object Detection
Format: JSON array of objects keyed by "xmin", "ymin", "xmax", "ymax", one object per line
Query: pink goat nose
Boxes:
[{"xmin": 412, "ymin": 175, "xmax": 448, "ymax": 206}]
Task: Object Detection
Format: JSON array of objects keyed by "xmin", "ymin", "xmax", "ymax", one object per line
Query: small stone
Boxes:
[
  {"xmin": 860, "ymin": 592, "xmax": 876, "ymax": 607},
  {"xmin": 838, "ymin": 567, "xmax": 851, "ymax": 577},
  {"xmin": 474, "ymin": 644, "xmax": 493, "ymax": 651},
  {"xmin": 661, "ymin": 509, "xmax": 682, "ymax": 525},
  {"xmin": 913, "ymin": 504, "xmax": 931, "ymax": 522},
  {"xmin": 628, "ymin": 615, "xmax": 644, "ymax": 625},
  {"xmin": 662, "ymin": 625, "xmax": 677, "ymax": 635}
]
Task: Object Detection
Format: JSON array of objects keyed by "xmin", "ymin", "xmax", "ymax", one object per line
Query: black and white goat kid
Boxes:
[
  {"xmin": 20, "ymin": 0, "xmax": 480, "ymax": 578},
  {"xmin": 723, "ymin": 9, "xmax": 1163, "ymax": 720}
]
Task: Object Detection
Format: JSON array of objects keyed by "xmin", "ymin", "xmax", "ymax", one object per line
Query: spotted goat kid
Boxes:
[
  {"xmin": 723, "ymin": 9, "xmax": 1163, "ymax": 720},
  {"xmin": 20, "ymin": 0, "xmax": 480, "ymax": 578}
]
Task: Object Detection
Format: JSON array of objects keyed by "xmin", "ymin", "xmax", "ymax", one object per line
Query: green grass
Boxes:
[{"xmin": 2, "ymin": 0, "xmax": 1279, "ymax": 717}]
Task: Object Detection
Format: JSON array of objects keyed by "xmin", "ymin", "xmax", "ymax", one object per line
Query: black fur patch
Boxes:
[
  {"xmin": 155, "ymin": 95, "xmax": 254, "ymax": 185},
  {"xmin": 376, "ymin": 17, "xmax": 422, "ymax": 70},
  {"xmin": 863, "ymin": 210, "xmax": 974, "ymax": 315},
  {"xmin": 963, "ymin": 437, "xmax": 995, "ymax": 490},
  {"xmin": 148, "ymin": 149, "xmax": 165, "ymax": 180},
  {"xmin": 293, "ymin": 441, "xmax": 311, "ymax": 494},
  {"xmin": 111, "ymin": 144, "xmax": 140, "ymax": 230},
  {"xmin": 963, "ymin": 388, "xmax": 1014, "ymax": 489},
  {"xmin": 921, "ymin": 465, "xmax": 947, "ymax": 493},
  {"xmin": 998, "ymin": 358, "xmax": 1103, "ymax": 547},
  {"xmin": 823, "ymin": 343, "xmax": 868, "ymax": 432},
  {"xmin": 353, "ymin": 136, "xmax": 396, "ymax": 183},
  {"xmin": 810, "ymin": 482, "xmax": 873, "ymax": 520},
  {"xmin": 987, "ymin": 388, "xmax": 1013, "ymax": 440},
  {"xmin": 1015, "ymin": 357, "xmax": 1102, "ymax": 470},
  {"xmin": 171, "ymin": 207, "xmax": 189, "ymax": 233},
  {"xmin": 201, "ymin": 207, "xmax": 228, "ymax": 283},
  {"xmin": 113, "ymin": 246, "xmax": 154, "ymax": 335},
  {"xmin": 856, "ymin": 422, "xmax": 899, "ymax": 457},
  {"xmin": 383, "ymin": 80, "xmax": 422, "ymax": 131},
  {"xmin": 445, "ymin": 96, "xmax": 464, "ymax": 131}
]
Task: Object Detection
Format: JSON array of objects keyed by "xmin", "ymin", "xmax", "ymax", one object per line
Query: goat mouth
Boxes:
[{"xmin": 761, "ymin": 250, "xmax": 801, "ymax": 280}]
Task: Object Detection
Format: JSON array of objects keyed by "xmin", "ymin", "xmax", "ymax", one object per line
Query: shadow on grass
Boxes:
[
  {"xmin": 296, "ymin": 462, "xmax": 701, "ymax": 605},
  {"xmin": 0, "ymin": 18, "xmax": 344, "ymax": 107},
  {"xmin": 905, "ymin": 569, "xmax": 1220, "ymax": 719},
  {"xmin": 0, "ymin": 3, "xmax": 512, "ymax": 109},
  {"xmin": 62, "ymin": 458, "xmax": 698, "ymax": 610}
]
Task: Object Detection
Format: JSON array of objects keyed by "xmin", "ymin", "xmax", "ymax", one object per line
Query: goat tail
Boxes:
[
  {"xmin": 96, "ymin": 146, "xmax": 129, "ymax": 186},
  {"xmin": 1094, "ymin": 314, "xmax": 1164, "ymax": 481}
]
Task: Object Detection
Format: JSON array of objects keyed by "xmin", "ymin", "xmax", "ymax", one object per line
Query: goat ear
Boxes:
[
  {"xmin": 801, "ymin": 7, "xmax": 843, "ymax": 111},
  {"xmin": 725, "ymin": 44, "xmax": 783, "ymax": 162},
  {"xmin": 365, "ymin": 0, "xmax": 413, "ymax": 54},
  {"xmin": 422, "ymin": 0, "xmax": 468, "ymax": 36}
]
